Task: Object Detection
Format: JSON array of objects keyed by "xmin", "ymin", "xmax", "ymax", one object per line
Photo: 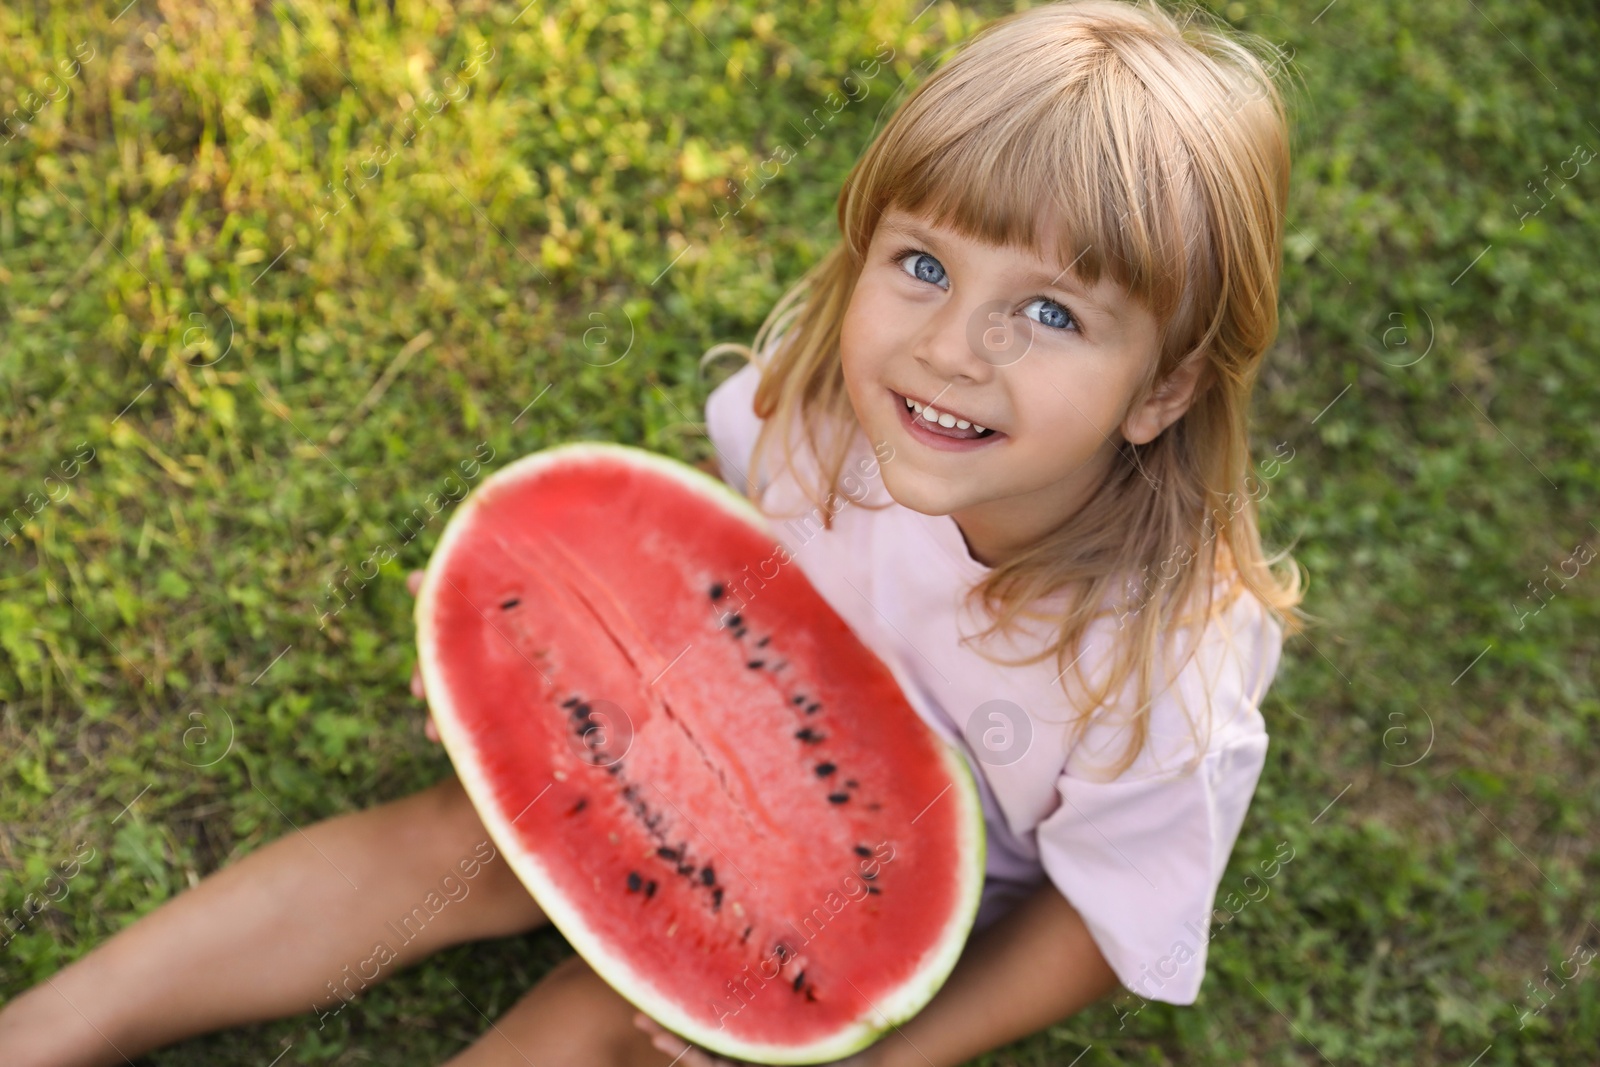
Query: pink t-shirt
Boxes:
[{"xmin": 703, "ymin": 353, "xmax": 1285, "ymax": 1006}]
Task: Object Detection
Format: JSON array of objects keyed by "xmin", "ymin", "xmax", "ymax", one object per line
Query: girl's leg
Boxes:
[
  {"xmin": 439, "ymin": 953, "xmax": 677, "ymax": 1067},
  {"xmin": 0, "ymin": 775, "xmax": 547, "ymax": 1067}
]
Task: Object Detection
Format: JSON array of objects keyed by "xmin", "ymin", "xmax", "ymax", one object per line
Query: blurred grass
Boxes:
[{"xmin": 1, "ymin": 0, "xmax": 1597, "ymax": 1064}]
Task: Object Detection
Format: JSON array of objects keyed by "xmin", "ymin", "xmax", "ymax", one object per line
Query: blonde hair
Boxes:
[{"xmin": 700, "ymin": 0, "xmax": 1308, "ymax": 778}]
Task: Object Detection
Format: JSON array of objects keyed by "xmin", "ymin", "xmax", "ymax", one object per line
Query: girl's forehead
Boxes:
[{"xmin": 878, "ymin": 205, "xmax": 1054, "ymax": 258}]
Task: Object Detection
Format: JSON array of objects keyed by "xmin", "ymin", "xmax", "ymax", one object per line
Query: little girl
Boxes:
[{"xmin": 0, "ymin": 1, "xmax": 1304, "ymax": 1064}]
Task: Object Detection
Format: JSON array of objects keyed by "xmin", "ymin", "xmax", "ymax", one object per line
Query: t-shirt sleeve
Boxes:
[
  {"xmin": 705, "ymin": 328, "xmax": 792, "ymax": 497},
  {"xmin": 1033, "ymin": 589, "xmax": 1285, "ymax": 1005},
  {"xmin": 703, "ymin": 358, "xmax": 767, "ymax": 496}
]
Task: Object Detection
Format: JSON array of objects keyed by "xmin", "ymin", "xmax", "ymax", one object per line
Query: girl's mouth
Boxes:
[{"xmin": 891, "ymin": 390, "xmax": 1005, "ymax": 451}]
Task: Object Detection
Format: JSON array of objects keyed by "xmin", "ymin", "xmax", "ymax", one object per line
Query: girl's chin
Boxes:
[{"xmin": 876, "ymin": 467, "xmax": 976, "ymax": 519}]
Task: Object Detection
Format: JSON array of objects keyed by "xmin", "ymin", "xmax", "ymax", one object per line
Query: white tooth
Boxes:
[
  {"xmin": 921, "ymin": 406, "xmax": 940, "ymax": 422},
  {"xmin": 905, "ymin": 396, "xmax": 914, "ymax": 409},
  {"xmin": 913, "ymin": 401, "xmax": 924, "ymax": 413},
  {"xmin": 955, "ymin": 419, "xmax": 970, "ymax": 429},
  {"xmin": 938, "ymin": 412, "xmax": 956, "ymax": 428},
  {"xmin": 973, "ymin": 424, "xmax": 987, "ymax": 433}
]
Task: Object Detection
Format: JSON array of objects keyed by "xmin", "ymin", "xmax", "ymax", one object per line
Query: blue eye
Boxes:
[
  {"xmin": 1023, "ymin": 298, "xmax": 1076, "ymax": 333},
  {"xmin": 893, "ymin": 248, "xmax": 947, "ymax": 287},
  {"xmin": 889, "ymin": 245, "xmax": 1080, "ymax": 334}
]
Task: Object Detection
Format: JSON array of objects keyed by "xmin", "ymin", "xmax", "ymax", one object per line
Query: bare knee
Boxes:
[
  {"xmin": 441, "ymin": 955, "xmax": 655, "ymax": 1067},
  {"xmin": 415, "ymin": 774, "xmax": 479, "ymax": 835},
  {"xmin": 402, "ymin": 776, "xmax": 547, "ymax": 937},
  {"xmin": 374, "ymin": 776, "xmax": 492, "ymax": 869},
  {"xmin": 541, "ymin": 957, "xmax": 668, "ymax": 1067}
]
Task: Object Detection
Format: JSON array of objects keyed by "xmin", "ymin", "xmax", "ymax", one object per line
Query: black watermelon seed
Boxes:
[
  {"xmin": 570, "ymin": 798, "xmax": 588, "ymax": 815},
  {"xmin": 700, "ymin": 866, "xmax": 716, "ymax": 886},
  {"xmin": 792, "ymin": 969, "xmax": 806, "ymax": 992},
  {"xmin": 827, "ymin": 793, "xmax": 849, "ymax": 804},
  {"xmin": 710, "ymin": 583, "xmax": 725, "ymax": 600},
  {"xmin": 795, "ymin": 728, "xmax": 824, "ymax": 743},
  {"xmin": 792, "ymin": 695, "xmax": 806, "ymax": 705},
  {"xmin": 657, "ymin": 846, "xmax": 679, "ymax": 861},
  {"xmin": 861, "ymin": 869, "xmax": 876, "ymax": 881},
  {"xmin": 561, "ymin": 696, "xmax": 581, "ymax": 708},
  {"xmin": 806, "ymin": 702, "xmax": 821, "ymax": 713},
  {"xmin": 627, "ymin": 872, "xmax": 642, "ymax": 892},
  {"xmin": 756, "ymin": 635, "xmax": 770, "ymax": 647},
  {"xmin": 867, "ymin": 886, "xmax": 881, "ymax": 895},
  {"xmin": 500, "ymin": 598, "xmax": 520, "ymax": 609},
  {"xmin": 804, "ymin": 987, "xmax": 816, "ymax": 1001},
  {"xmin": 727, "ymin": 614, "xmax": 742, "ymax": 627},
  {"xmin": 741, "ymin": 925, "xmax": 753, "ymax": 942},
  {"xmin": 853, "ymin": 845, "xmax": 871, "ymax": 857},
  {"xmin": 678, "ymin": 863, "xmax": 695, "ymax": 876},
  {"xmin": 746, "ymin": 660, "xmax": 764, "ymax": 669},
  {"xmin": 645, "ymin": 880, "xmax": 657, "ymax": 898},
  {"xmin": 774, "ymin": 943, "xmax": 789, "ymax": 961},
  {"xmin": 711, "ymin": 887, "xmax": 723, "ymax": 909},
  {"xmin": 815, "ymin": 762, "xmax": 836, "ymax": 777},
  {"xmin": 732, "ymin": 626, "xmax": 746, "ymax": 638},
  {"xmin": 607, "ymin": 764, "xmax": 621, "ymax": 775}
]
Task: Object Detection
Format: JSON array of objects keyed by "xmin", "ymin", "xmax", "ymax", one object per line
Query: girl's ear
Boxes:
[{"xmin": 1121, "ymin": 352, "xmax": 1208, "ymax": 446}]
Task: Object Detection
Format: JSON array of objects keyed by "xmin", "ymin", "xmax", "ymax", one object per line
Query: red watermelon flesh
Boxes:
[{"xmin": 415, "ymin": 442, "xmax": 985, "ymax": 1065}]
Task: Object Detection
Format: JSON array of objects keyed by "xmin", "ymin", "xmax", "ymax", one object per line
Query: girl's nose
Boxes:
[
  {"xmin": 965, "ymin": 298, "xmax": 1037, "ymax": 369},
  {"xmin": 915, "ymin": 298, "xmax": 1013, "ymax": 383}
]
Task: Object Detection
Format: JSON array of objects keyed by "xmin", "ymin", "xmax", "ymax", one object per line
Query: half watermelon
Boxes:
[{"xmin": 415, "ymin": 442, "xmax": 985, "ymax": 1064}]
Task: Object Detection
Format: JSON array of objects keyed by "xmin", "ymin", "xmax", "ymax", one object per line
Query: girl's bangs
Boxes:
[{"xmin": 847, "ymin": 44, "xmax": 1203, "ymax": 343}]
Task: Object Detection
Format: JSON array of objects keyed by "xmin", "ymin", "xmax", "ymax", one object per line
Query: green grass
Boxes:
[{"xmin": 2, "ymin": 0, "xmax": 1597, "ymax": 1063}]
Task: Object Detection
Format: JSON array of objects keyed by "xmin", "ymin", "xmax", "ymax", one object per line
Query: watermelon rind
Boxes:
[{"xmin": 416, "ymin": 441, "xmax": 986, "ymax": 1064}]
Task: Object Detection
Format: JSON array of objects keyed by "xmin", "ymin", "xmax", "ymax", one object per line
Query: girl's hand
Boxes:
[
  {"xmin": 406, "ymin": 569, "xmax": 441, "ymax": 744},
  {"xmin": 633, "ymin": 1013, "xmax": 881, "ymax": 1067}
]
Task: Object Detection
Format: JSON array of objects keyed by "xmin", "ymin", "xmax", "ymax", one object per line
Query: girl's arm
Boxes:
[
  {"xmin": 638, "ymin": 880, "xmax": 1121, "ymax": 1067},
  {"xmin": 875, "ymin": 881, "xmax": 1120, "ymax": 1067}
]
